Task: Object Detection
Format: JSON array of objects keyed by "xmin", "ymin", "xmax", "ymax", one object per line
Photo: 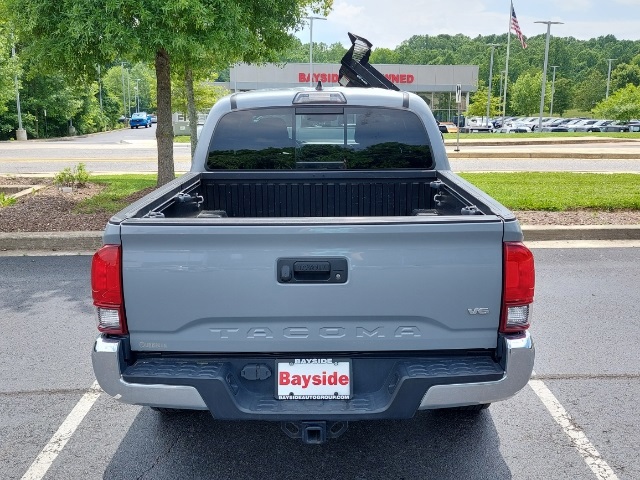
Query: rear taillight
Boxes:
[
  {"xmin": 91, "ymin": 245, "xmax": 128, "ymax": 335},
  {"xmin": 500, "ymin": 242, "xmax": 535, "ymax": 333}
]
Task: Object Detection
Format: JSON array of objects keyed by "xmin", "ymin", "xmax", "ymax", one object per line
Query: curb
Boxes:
[
  {"xmin": 0, "ymin": 231, "xmax": 103, "ymax": 252},
  {"xmin": 521, "ymin": 225, "xmax": 640, "ymax": 241},
  {"xmin": 1, "ymin": 227, "xmax": 639, "ymax": 252}
]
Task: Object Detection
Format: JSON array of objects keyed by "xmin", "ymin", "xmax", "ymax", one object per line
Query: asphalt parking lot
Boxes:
[{"xmin": 1, "ymin": 246, "xmax": 638, "ymax": 479}]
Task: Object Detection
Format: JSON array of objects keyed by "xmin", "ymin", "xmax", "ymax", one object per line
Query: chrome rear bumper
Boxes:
[
  {"xmin": 92, "ymin": 331, "xmax": 534, "ymax": 411},
  {"xmin": 92, "ymin": 336, "xmax": 207, "ymax": 410},
  {"xmin": 419, "ymin": 331, "xmax": 534, "ymax": 409}
]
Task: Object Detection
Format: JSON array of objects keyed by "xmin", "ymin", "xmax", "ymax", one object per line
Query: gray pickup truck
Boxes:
[{"xmin": 91, "ymin": 36, "xmax": 535, "ymax": 444}]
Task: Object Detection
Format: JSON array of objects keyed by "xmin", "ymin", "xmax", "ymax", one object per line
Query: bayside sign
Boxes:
[{"xmin": 299, "ymin": 73, "xmax": 415, "ymax": 84}]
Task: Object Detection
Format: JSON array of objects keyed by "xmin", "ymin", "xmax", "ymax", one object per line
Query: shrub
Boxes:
[
  {"xmin": 53, "ymin": 163, "xmax": 92, "ymax": 189},
  {"xmin": 75, "ymin": 163, "xmax": 90, "ymax": 186},
  {"xmin": 0, "ymin": 192, "xmax": 17, "ymax": 207},
  {"xmin": 53, "ymin": 167, "xmax": 76, "ymax": 188}
]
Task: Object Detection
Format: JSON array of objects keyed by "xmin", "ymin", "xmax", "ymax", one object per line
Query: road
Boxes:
[
  {"xmin": 1, "ymin": 246, "xmax": 638, "ymax": 479},
  {"xmin": 0, "ymin": 129, "xmax": 638, "ymax": 175},
  {"xmin": 0, "ymin": 127, "xmax": 193, "ymax": 175}
]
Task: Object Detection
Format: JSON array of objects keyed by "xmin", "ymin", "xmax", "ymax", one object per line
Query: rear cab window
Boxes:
[{"xmin": 206, "ymin": 107, "xmax": 434, "ymax": 170}]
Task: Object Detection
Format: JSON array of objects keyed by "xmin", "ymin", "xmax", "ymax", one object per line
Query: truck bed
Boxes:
[{"xmin": 117, "ymin": 170, "xmax": 502, "ymax": 221}]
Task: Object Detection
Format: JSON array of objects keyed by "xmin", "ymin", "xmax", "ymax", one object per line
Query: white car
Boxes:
[{"xmin": 497, "ymin": 122, "xmax": 531, "ymax": 133}]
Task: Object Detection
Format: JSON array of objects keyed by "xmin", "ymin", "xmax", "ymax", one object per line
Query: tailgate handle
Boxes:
[{"xmin": 278, "ymin": 258, "xmax": 347, "ymax": 284}]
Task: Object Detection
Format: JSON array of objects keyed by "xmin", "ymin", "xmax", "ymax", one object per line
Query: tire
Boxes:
[{"xmin": 130, "ymin": 126, "xmax": 134, "ymax": 129}]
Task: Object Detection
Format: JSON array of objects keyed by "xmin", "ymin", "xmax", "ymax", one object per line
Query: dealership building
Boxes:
[{"xmin": 222, "ymin": 63, "xmax": 478, "ymax": 122}]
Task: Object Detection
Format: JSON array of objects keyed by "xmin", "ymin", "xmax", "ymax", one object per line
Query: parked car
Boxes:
[
  {"xmin": 568, "ymin": 119, "xmax": 612, "ymax": 132},
  {"xmin": 540, "ymin": 127, "xmax": 569, "ymax": 133},
  {"xmin": 497, "ymin": 121, "xmax": 532, "ymax": 133},
  {"xmin": 496, "ymin": 125, "xmax": 529, "ymax": 133},
  {"xmin": 540, "ymin": 118, "xmax": 566, "ymax": 129},
  {"xmin": 150, "ymin": 114, "xmax": 158, "ymax": 124},
  {"xmin": 129, "ymin": 111, "xmax": 152, "ymax": 129},
  {"xmin": 598, "ymin": 125, "xmax": 629, "ymax": 133}
]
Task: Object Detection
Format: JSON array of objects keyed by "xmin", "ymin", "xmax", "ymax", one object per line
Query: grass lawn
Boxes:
[
  {"xmin": 174, "ymin": 136, "xmax": 190, "ymax": 143},
  {"xmin": 459, "ymin": 172, "xmax": 640, "ymax": 211},
  {"xmin": 77, "ymin": 174, "xmax": 158, "ymax": 213},
  {"xmin": 75, "ymin": 172, "xmax": 640, "ymax": 214}
]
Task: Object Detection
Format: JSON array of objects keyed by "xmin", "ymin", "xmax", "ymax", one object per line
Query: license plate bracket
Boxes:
[{"xmin": 276, "ymin": 359, "xmax": 352, "ymax": 400}]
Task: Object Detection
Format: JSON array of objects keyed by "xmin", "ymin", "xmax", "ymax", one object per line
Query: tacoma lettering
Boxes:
[{"xmin": 208, "ymin": 326, "xmax": 424, "ymax": 340}]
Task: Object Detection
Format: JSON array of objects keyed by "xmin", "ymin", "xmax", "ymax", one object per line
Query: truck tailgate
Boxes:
[{"xmin": 120, "ymin": 220, "xmax": 504, "ymax": 353}]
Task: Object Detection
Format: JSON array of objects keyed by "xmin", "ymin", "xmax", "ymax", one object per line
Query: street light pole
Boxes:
[
  {"xmin": 486, "ymin": 44, "xmax": 500, "ymax": 128},
  {"xmin": 11, "ymin": 42, "xmax": 26, "ymax": 141},
  {"xmin": 304, "ymin": 16, "xmax": 326, "ymax": 87},
  {"xmin": 97, "ymin": 65, "xmax": 103, "ymax": 113},
  {"xmin": 136, "ymin": 79, "xmax": 141, "ymax": 112},
  {"xmin": 121, "ymin": 63, "xmax": 127, "ymax": 118},
  {"xmin": 535, "ymin": 21, "xmax": 563, "ymax": 131},
  {"xmin": 606, "ymin": 58, "xmax": 617, "ymax": 98},
  {"xmin": 127, "ymin": 75, "xmax": 131, "ymax": 117},
  {"xmin": 498, "ymin": 70, "xmax": 505, "ymax": 126},
  {"xmin": 549, "ymin": 66, "xmax": 559, "ymax": 116}
]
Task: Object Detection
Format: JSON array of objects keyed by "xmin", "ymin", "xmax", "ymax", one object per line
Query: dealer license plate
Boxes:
[{"xmin": 276, "ymin": 359, "xmax": 352, "ymax": 400}]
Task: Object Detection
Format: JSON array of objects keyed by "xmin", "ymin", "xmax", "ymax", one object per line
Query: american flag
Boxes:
[{"xmin": 511, "ymin": 6, "xmax": 528, "ymax": 49}]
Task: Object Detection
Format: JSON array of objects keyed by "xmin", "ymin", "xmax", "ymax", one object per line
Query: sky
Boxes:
[{"xmin": 295, "ymin": 0, "xmax": 640, "ymax": 49}]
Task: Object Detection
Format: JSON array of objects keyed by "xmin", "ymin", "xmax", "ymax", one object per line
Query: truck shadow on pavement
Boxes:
[
  {"xmin": 0, "ymin": 256, "xmax": 94, "ymax": 316},
  {"xmin": 105, "ymin": 407, "xmax": 512, "ymax": 479}
]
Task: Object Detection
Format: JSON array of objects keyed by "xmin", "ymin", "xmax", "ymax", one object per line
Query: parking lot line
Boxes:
[
  {"xmin": 20, "ymin": 382, "xmax": 102, "ymax": 480},
  {"xmin": 529, "ymin": 378, "xmax": 619, "ymax": 480}
]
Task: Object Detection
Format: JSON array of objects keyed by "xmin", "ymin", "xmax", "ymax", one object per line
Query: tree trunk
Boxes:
[
  {"xmin": 155, "ymin": 48, "xmax": 175, "ymax": 187},
  {"xmin": 185, "ymin": 67, "xmax": 198, "ymax": 159}
]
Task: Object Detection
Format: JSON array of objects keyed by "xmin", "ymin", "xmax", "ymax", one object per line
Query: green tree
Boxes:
[
  {"xmin": 8, "ymin": 0, "xmax": 332, "ymax": 186},
  {"xmin": 129, "ymin": 63, "xmax": 157, "ymax": 114},
  {"xmin": 573, "ymin": 70, "xmax": 607, "ymax": 111},
  {"xmin": 0, "ymin": 27, "xmax": 17, "ymax": 119},
  {"xmin": 610, "ymin": 63, "xmax": 640, "ymax": 92},
  {"xmin": 549, "ymin": 77, "xmax": 573, "ymax": 116},
  {"xmin": 466, "ymin": 86, "xmax": 501, "ymax": 117},
  {"xmin": 370, "ymin": 48, "xmax": 399, "ymax": 64},
  {"xmin": 102, "ymin": 64, "xmax": 155, "ymax": 119},
  {"xmin": 172, "ymin": 77, "xmax": 230, "ymax": 117},
  {"xmin": 0, "ymin": 49, "xmax": 107, "ymax": 140},
  {"xmin": 509, "ymin": 71, "xmax": 550, "ymax": 116},
  {"xmin": 593, "ymin": 84, "xmax": 640, "ymax": 121}
]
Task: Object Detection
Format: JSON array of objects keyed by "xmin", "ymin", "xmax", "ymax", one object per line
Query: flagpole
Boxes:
[{"xmin": 502, "ymin": 0, "xmax": 513, "ymax": 124}]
